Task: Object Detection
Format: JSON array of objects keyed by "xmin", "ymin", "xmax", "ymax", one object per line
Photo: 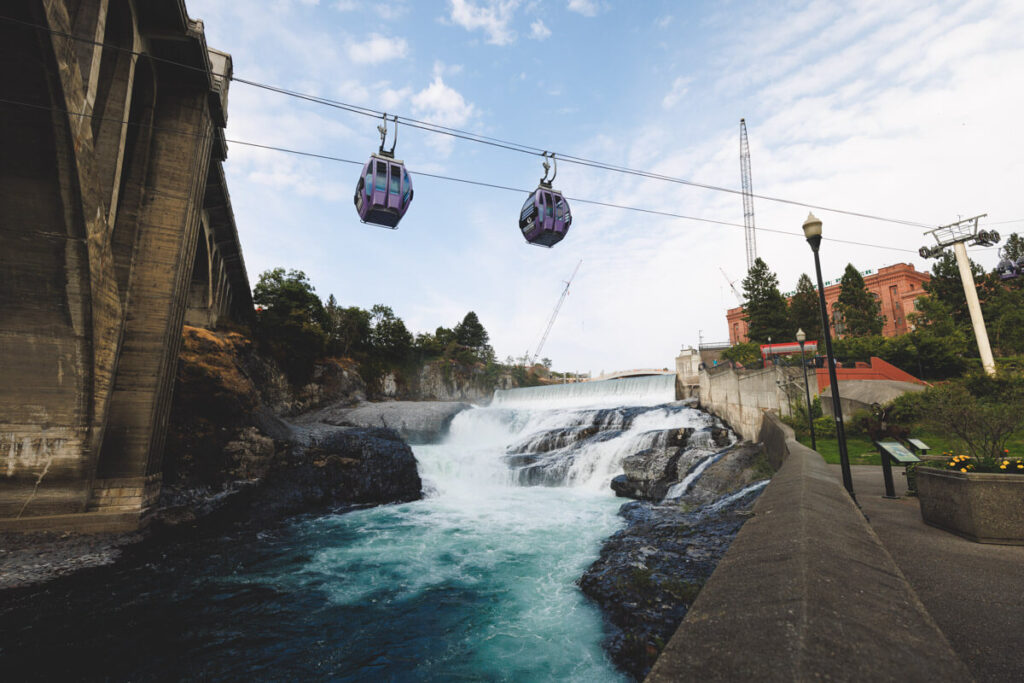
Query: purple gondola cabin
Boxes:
[
  {"xmin": 519, "ymin": 188, "xmax": 571, "ymax": 247},
  {"xmin": 354, "ymin": 153, "xmax": 412, "ymax": 229}
]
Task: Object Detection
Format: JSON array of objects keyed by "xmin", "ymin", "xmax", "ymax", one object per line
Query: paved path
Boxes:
[{"xmin": 835, "ymin": 464, "xmax": 1024, "ymax": 682}]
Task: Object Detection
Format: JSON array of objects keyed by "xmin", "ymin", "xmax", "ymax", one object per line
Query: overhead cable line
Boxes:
[
  {"xmin": 0, "ymin": 95, "xmax": 917, "ymax": 255},
  {"xmin": 1, "ymin": 14, "xmax": 940, "ymax": 230}
]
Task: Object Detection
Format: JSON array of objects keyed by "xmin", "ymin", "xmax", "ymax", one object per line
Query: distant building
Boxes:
[{"xmin": 726, "ymin": 263, "xmax": 931, "ymax": 345}]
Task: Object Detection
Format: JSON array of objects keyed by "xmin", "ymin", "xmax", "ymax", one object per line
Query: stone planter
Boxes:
[{"xmin": 917, "ymin": 467, "xmax": 1024, "ymax": 545}]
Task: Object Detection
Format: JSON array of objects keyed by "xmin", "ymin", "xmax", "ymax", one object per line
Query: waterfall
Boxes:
[{"xmin": 492, "ymin": 374, "xmax": 677, "ymax": 409}]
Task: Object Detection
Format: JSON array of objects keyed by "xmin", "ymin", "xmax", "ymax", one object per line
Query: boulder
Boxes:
[
  {"xmin": 246, "ymin": 426, "xmax": 422, "ymax": 523},
  {"xmin": 302, "ymin": 400, "xmax": 472, "ymax": 444}
]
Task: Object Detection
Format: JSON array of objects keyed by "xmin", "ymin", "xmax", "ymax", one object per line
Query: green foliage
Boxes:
[
  {"xmin": 919, "ymin": 371, "xmax": 1024, "ymax": 462},
  {"xmin": 828, "ymin": 326, "xmax": 967, "ymax": 381},
  {"xmin": 255, "ymin": 269, "xmax": 522, "ymax": 394},
  {"xmin": 741, "ymin": 258, "xmax": 791, "ymax": 343},
  {"xmin": 978, "ymin": 271, "xmax": 1024, "ymax": 355},
  {"xmin": 788, "ymin": 273, "xmax": 823, "ymax": 342},
  {"xmin": 1002, "ymin": 232, "xmax": 1024, "ymax": 262},
  {"xmin": 324, "ymin": 296, "xmax": 371, "ymax": 357},
  {"xmin": 813, "ymin": 415, "xmax": 836, "ymax": 438},
  {"xmin": 454, "ymin": 311, "xmax": 489, "ymax": 350},
  {"xmin": 835, "ymin": 264, "xmax": 884, "ymax": 336},
  {"xmin": 887, "ymin": 389, "xmax": 929, "ymax": 424},
  {"xmin": 369, "ymin": 304, "xmax": 414, "ymax": 363},
  {"xmin": 923, "ymin": 250, "xmax": 984, "ymax": 326},
  {"xmin": 721, "ymin": 341, "xmax": 761, "ymax": 366},
  {"xmin": 253, "ymin": 268, "xmax": 327, "ymax": 383}
]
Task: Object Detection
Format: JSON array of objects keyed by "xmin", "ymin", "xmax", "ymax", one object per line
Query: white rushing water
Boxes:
[{"xmin": 280, "ymin": 378, "xmax": 725, "ymax": 680}]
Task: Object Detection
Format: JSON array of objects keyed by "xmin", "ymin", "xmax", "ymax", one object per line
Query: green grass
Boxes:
[
  {"xmin": 794, "ymin": 428, "xmax": 1024, "ymax": 466},
  {"xmin": 794, "ymin": 434, "xmax": 881, "ymax": 465}
]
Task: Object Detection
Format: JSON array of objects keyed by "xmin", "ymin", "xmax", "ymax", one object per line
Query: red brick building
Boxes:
[{"xmin": 726, "ymin": 263, "xmax": 931, "ymax": 345}]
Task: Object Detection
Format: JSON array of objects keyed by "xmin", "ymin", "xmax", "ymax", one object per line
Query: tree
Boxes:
[
  {"xmin": 923, "ymin": 250, "xmax": 984, "ymax": 326},
  {"xmin": 324, "ymin": 297, "xmax": 371, "ymax": 357},
  {"xmin": 835, "ymin": 263, "xmax": 884, "ymax": 336},
  {"xmin": 435, "ymin": 326, "xmax": 457, "ymax": 348},
  {"xmin": 1001, "ymin": 232, "xmax": 1024, "ymax": 262},
  {"xmin": 369, "ymin": 304, "xmax": 413, "ymax": 362},
  {"xmin": 788, "ymin": 273, "xmax": 823, "ymax": 342},
  {"xmin": 741, "ymin": 258, "xmax": 791, "ymax": 343},
  {"xmin": 252, "ymin": 268, "xmax": 327, "ymax": 382},
  {"xmin": 454, "ymin": 311, "xmax": 490, "ymax": 350}
]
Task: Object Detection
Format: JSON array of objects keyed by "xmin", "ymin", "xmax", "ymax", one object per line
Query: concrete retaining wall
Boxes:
[
  {"xmin": 699, "ymin": 365, "xmax": 810, "ymax": 441},
  {"xmin": 646, "ymin": 413, "xmax": 969, "ymax": 682}
]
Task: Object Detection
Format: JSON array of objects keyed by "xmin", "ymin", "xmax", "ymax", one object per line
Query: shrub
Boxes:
[
  {"xmin": 887, "ymin": 389, "xmax": 928, "ymax": 425},
  {"xmin": 721, "ymin": 342, "xmax": 761, "ymax": 367},
  {"xmin": 813, "ymin": 415, "xmax": 836, "ymax": 438},
  {"xmin": 920, "ymin": 371, "xmax": 1024, "ymax": 462}
]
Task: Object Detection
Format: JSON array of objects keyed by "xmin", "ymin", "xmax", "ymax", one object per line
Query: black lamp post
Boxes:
[
  {"xmin": 802, "ymin": 213, "xmax": 855, "ymax": 500},
  {"xmin": 796, "ymin": 328, "xmax": 816, "ymax": 451}
]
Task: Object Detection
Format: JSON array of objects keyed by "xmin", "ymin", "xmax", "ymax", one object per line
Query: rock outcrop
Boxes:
[
  {"xmin": 242, "ymin": 426, "xmax": 421, "ymax": 524},
  {"xmin": 300, "ymin": 400, "xmax": 472, "ymax": 444},
  {"xmin": 159, "ymin": 327, "xmax": 422, "ymax": 529},
  {"xmin": 375, "ymin": 360, "xmax": 514, "ymax": 402},
  {"xmin": 610, "ymin": 426, "xmax": 731, "ymax": 501},
  {"xmin": 581, "ymin": 440, "xmax": 772, "ymax": 680}
]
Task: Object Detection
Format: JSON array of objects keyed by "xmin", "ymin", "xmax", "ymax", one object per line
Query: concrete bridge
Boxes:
[
  {"xmin": 0, "ymin": 0, "xmax": 251, "ymax": 532},
  {"xmin": 593, "ymin": 368, "xmax": 675, "ymax": 381}
]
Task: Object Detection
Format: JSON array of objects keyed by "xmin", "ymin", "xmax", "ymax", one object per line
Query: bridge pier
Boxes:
[{"xmin": 0, "ymin": 1, "xmax": 250, "ymax": 532}]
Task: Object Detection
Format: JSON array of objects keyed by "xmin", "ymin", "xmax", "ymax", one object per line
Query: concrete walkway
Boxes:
[{"xmin": 836, "ymin": 465, "xmax": 1024, "ymax": 682}]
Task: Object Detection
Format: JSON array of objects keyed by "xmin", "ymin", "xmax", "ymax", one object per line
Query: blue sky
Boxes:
[{"xmin": 187, "ymin": 0, "xmax": 1024, "ymax": 374}]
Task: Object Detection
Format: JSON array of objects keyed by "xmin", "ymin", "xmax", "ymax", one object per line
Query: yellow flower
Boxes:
[{"xmin": 961, "ymin": 468, "xmax": 968, "ymax": 472}]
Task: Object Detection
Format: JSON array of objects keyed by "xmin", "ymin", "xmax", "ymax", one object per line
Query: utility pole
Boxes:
[{"xmin": 919, "ymin": 215, "xmax": 999, "ymax": 376}]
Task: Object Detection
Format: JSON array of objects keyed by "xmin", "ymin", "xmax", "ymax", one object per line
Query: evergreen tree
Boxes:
[
  {"xmin": 835, "ymin": 263, "xmax": 884, "ymax": 336},
  {"xmin": 454, "ymin": 311, "xmax": 490, "ymax": 350},
  {"xmin": 788, "ymin": 273, "xmax": 823, "ymax": 342},
  {"xmin": 741, "ymin": 258, "xmax": 791, "ymax": 343},
  {"xmin": 923, "ymin": 249, "xmax": 984, "ymax": 326}
]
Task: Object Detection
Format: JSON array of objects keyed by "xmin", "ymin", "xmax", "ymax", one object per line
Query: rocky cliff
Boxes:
[
  {"xmin": 159, "ymin": 327, "xmax": 422, "ymax": 528},
  {"xmin": 376, "ymin": 360, "xmax": 514, "ymax": 402}
]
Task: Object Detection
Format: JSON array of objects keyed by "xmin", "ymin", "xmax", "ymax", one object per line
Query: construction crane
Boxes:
[
  {"xmin": 719, "ymin": 267, "xmax": 744, "ymax": 306},
  {"xmin": 530, "ymin": 259, "xmax": 582, "ymax": 367},
  {"xmin": 740, "ymin": 118, "xmax": 757, "ymax": 270}
]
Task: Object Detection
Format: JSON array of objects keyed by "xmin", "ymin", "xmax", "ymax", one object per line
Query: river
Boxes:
[{"xmin": 1, "ymin": 376, "xmax": 726, "ymax": 681}]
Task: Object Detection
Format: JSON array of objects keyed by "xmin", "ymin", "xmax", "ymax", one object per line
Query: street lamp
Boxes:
[
  {"xmin": 802, "ymin": 213, "xmax": 855, "ymax": 500},
  {"xmin": 796, "ymin": 328, "xmax": 816, "ymax": 451}
]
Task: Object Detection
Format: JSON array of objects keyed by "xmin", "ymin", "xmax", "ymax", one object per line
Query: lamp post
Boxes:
[
  {"xmin": 796, "ymin": 328, "xmax": 816, "ymax": 451},
  {"xmin": 802, "ymin": 213, "xmax": 855, "ymax": 499}
]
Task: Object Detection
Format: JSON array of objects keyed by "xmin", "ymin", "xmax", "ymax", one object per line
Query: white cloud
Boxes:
[
  {"xmin": 530, "ymin": 19, "xmax": 552, "ymax": 40},
  {"xmin": 567, "ymin": 0, "xmax": 601, "ymax": 17},
  {"xmin": 448, "ymin": 0, "xmax": 521, "ymax": 45},
  {"xmin": 661, "ymin": 76, "xmax": 692, "ymax": 109},
  {"xmin": 411, "ymin": 72, "xmax": 477, "ymax": 155},
  {"xmin": 656, "ymin": 15, "xmax": 673, "ymax": 28},
  {"xmin": 347, "ymin": 33, "xmax": 409, "ymax": 64},
  {"xmin": 412, "ymin": 75, "xmax": 476, "ymax": 128}
]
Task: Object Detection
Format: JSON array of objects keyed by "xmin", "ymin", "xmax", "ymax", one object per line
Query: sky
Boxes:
[{"xmin": 186, "ymin": 0, "xmax": 1024, "ymax": 375}]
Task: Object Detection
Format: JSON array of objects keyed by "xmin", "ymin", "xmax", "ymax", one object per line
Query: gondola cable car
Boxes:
[
  {"xmin": 519, "ymin": 152, "xmax": 572, "ymax": 247},
  {"xmin": 996, "ymin": 246, "xmax": 1023, "ymax": 280},
  {"xmin": 354, "ymin": 114, "xmax": 413, "ymax": 228}
]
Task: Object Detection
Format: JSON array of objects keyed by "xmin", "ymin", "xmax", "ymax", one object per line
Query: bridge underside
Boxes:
[{"xmin": 0, "ymin": 0, "xmax": 250, "ymax": 532}]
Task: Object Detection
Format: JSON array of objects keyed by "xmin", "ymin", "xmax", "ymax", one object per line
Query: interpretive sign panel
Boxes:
[
  {"xmin": 876, "ymin": 441, "xmax": 921, "ymax": 464},
  {"xmin": 907, "ymin": 438, "xmax": 930, "ymax": 453}
]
